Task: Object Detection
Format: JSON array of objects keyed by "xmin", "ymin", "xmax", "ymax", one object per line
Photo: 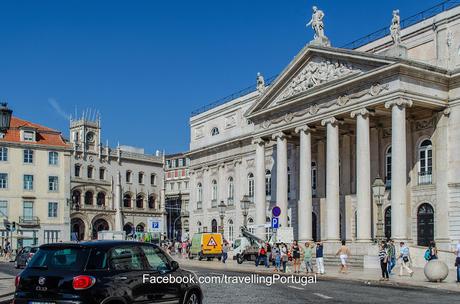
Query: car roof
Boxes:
[{"xmin": 39, "ymin": 240, "xmax": 159, "ymax": 250}]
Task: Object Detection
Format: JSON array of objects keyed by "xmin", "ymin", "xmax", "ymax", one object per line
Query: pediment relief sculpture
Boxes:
[{"xmin": 275, "ymin": 58, "xmax": 361, "ymax": 103}]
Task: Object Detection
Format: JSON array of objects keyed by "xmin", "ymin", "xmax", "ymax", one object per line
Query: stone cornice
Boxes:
[
  {"xmin": 350, "ymin": 108, "xmax": 375, "ymax": 118},
  {"xmin": 384, "ymin": 98, "xmax": 413, "ymax": 109}
]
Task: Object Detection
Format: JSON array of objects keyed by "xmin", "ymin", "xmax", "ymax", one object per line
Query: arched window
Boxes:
[
  {"xmin": 417, "ymin": 203, "xmax": 434, "ymax": 246},
  {"xmin": 136, "ymin": 194, "xmax": 144, "ymax": 209},
  {"xmin": 418, "ymin": 139, "xmax": 432, "ymax": 185},
  {"xmin": 312, "ymin": 161, "xmax": 317, "ymax": 196},
  {"xmin": 211, "ymin": 127, "xmax": 219, "ymax": 136},
  {"xmin": 136, "ymin": 223, "xmax": 145, "ymax": 232},
  {"xmin": 248, "ymin": 173, "xmax": 254, "ymax": 199},
  {"xmin": 265, "ymin": 170, "xmax": 272, "ymax": 196},
  {"xmin": 385, "ymin": 146, "xmax": 392, "ymax": 188},
  {"xmin": 248, "ymin": 218, "xmax": 254, "ymax": 234},
  {"xmin": 227, "ymin": 177, "xmax": 234, "ymax": 205},
  {"xmin": 227, "ymin": 219, "xmax": 234, "ymax": 242},
  {"xmin": 126, "ymin": 170, "xmax": 132, "ymax": 183},
  {"xmin": 197, "ymin": 183, "xmax": 203, "ymax": 209},
  {"xmin": 96, "ymin": 192, "xmax": 105, "ymax": 206},
  {"xmin": 84, "ymin": 191, "xmax": 93, "ymax": 205},
  {"xmin": 211, "ymin": 219, "xmax": 218, "ymax": 233},
  {"xmin": 197, "ymin": 221, "xmax": 202, "ymax": 233},
  {"xmin": 123, "ymin": 193, "xmax": 132, "ymax": 208},
  {"xmin": 211, "ymin": 179, "xmax": 218, "ymax": 207},
  {"xmin": 148, "ymin": 195, "xmax": 156, "ymax": 209},
  {"xmin": 72, "ymin": 190, "xmax": 81, "ymax": 207}
]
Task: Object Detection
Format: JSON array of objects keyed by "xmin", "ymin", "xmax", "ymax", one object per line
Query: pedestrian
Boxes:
[
  {"xmin": 181, "ymin": 241, "xmax": 187, "ymax": 259},
  {"xmin": 281, "ymin": 243, "xmax": 288, "ymax": 273},
  {"xmin": 303, "ymin": 241, "xmax": 314, "ymax": 274},
  {"xmin": 273, "ymin": 244, "xmax": 281, "ymax": 272},
  {"xmin": 291, "ymin": 240, "xmax": 301, "ymax": 274},
  {"xmin": 315, "ymin": 241, "xmax": 325, "ymax": 275},
  {"xmin": 387, "ymin": 239, "xmax": 396, "ymax": 275},
  {"xmin": 454, "ymin": 240, "xmax": 460, "ymax": 283},
  {"xmin": 379, "ymin": 241, "xmax": 389, "ymax": 281},
  {"xmin": 426, "ymin": 241, "xmax": 438, "ymax": 261},
  {"xmin": 398, "ymin": 242, "xmax": 414, "ymax": 277},
  {"xmin": 222, "ymin": 241, "xmax": 229, "ymax": 264},
  {"xmin": 335, "ymin": 240, "xmax": 351, "ymax": 274},
  {"xmin": 255, "ymin": 244, "xmax": 268, "ymax": 268},
  {"xmin": 4, "ymin": 240, "xmax": 11, "ymax": 262}
]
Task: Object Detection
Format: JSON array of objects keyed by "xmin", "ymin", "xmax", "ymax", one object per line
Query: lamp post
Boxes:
[
  {"xmin": 372, "ymin": 175, "xmax": 386, "ymax": 242},
  {"xmin": 240, "ymin": 195, "xmax": 250, "ymax": 228},
  {"xmin": 218, "ymin": 200, "xmax": 226, "ymax": 235},
  {"xmin": 0, "ymin": 103, "xmax": 13, "ymax": 135}
]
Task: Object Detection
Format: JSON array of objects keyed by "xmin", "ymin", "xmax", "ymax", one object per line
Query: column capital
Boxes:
[
  {"xmin": 384, "ymin": 98, "xmax": 413, "ymax": 109},
  {"xmin": 321, "ymin": 117, "xmax": 343, "ymax": 127},
  {"xmin": 252, "ymin": 138, "xmax": 266, "ymax": 146},
  {"xmin": 295, "ymin": 125, "xmax": 316, "ymax": 134},
  {"xmin": 350, "ymin": 108, "xmax": 375, "ymax": 118},
  {"xmin": 271, "ymin": 131, "xmax": 289, "ymax": 141}
]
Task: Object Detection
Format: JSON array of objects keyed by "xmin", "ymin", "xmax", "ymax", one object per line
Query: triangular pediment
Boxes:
[{"xmin": 246, "ymin": 45, "xmax": 395, "ymax": 117}]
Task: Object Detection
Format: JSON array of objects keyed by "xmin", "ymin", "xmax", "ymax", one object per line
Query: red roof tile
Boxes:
[{"xmin": 0, "ymin": 116, "xmax": 69, "ymax": 148}]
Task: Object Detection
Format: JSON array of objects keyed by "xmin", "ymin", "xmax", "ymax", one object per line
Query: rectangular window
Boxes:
[
  {"xmin": 23, "ymin": 131, "xmax": 35, "ymax": 141},
  {"xmin": 48, "ymin": 176, "xmax": 59, "ymax": 191},
  {"xmin": 24, "ymin": 149, "xmax": 34, "ymax": 164},
  {"xmin": 44, "ymin": 230, "xmax": 60, "ymax": 243},
  {"xmin": 49, "ymin": 151, "xmax": 59, "ymax": 165},
  {"xmin": 138, "ymin": 173, "xmax": 144, "ymax": 184},
  {"xmin": 87, "ymin": 167, "xmax": 93, "ymax": 179},
  {"xmin": 48, "ymin": 202, "xmax": 58, "ymax": 218},
  {"xmin": 99, "ymin": 168, "xmax": 105, "ymax": 180},
  {"xmin": 179, "ymin": 159, "xmax": 183, "ymax": 167},
  {"xmin": 0, "ymin": 147, "xmax": 7, "ymax": 161},
  {"xmin": 0, "ymin": 200, "xmax": 7, "ymax": 218},
  {"xmin": 0, "ymin": 173, "xmax": 7, "ymax": 189},
  {"xmin": 23, "ymin": 175, "xmax": 34, "ymax": 190},
  {"xmin": 23, "ymin": 201, "xmax": 34, "ymax": 219},
  {"xmin": 75, "ymin": 165, "xmax": 81, "ymax": 177}
]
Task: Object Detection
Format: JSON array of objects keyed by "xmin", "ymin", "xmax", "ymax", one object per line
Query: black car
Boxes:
[
  {"xmin": 14, "ymin": 240, "xmax": 203, "ymax": 304},
  {"xmin": 15, "ymin": 246, "xmax": 39, "ymax": 269}
]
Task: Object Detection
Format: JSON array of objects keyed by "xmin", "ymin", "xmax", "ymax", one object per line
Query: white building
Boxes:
[
  {"xmin": 69, "ymin": 115, "xmax": 165, "ymax": 241},
  {"xmin": 187, "ymin": 3, "xmax": 460, "ymax": 258},
  {"xmin": 0, "ymin": 116, "xmax": 71, "ymax": 249}
]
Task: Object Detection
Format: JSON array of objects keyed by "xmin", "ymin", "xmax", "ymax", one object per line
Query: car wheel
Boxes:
[
  {"xmin": 236, "ymin": 254, "xmax": 244, "ymax": 264},
  {"xmin": 185, "ymin": 291, "xmax": 201, "ymax": 304}
]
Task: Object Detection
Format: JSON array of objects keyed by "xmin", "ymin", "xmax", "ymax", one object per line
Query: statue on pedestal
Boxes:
[
  {"xmin": 390, "ymin": 9, "xmax": 401, "ymax": 45},
  {"xmin": 306, "ymin": 6, "xmax": 330, "ymax": 47},
  {"xmin": 256, "ymin": 72, "xmax": 265, "ymax": 94}
]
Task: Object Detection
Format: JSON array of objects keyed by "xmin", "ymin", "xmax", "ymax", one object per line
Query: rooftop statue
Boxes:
[
  {"xmin": 256, "ymin": 72, "xmax": 266, "ymax": 94},
  {"xmin": 390, "ymin": 9, "xmax": 401, "ymax": 45},
  {"xmin": 306, "ymin": 6, "xmax": 330, "ymax": 46}
]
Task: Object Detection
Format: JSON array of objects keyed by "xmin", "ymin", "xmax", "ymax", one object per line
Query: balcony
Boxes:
[
  {"xmin": 19, "ymin": 216, "xmax": 40, "ymax": 227},
  {"xmin": 418, "ymin": 172, "xmax": 432, "ymax": 185}
]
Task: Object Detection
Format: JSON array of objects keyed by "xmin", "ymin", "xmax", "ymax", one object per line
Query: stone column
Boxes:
[
  {"xmin": 321, "ymin": 117, "xmax": 341, "ymax": 241},
  {"xmin": 385, "ymin": 99, "xmax": 412, "ymax": 241},
  {"xmin": 351, "ymin": 108, "xmax": 374, "ymax": 242},
  {"xmin": 295, "ymin": 125, "xmax": 314, "ymax": 241},
  {"xmin": 272, "ymin": 132, "xmax": 289, "ymax": 228},
  {"xmin": 114, "ymin": 171, "xmax": 123, "ymax": 231},
  {"xmin": 253, "ymin": 138, "xmax": 267, "ymax": 239}
]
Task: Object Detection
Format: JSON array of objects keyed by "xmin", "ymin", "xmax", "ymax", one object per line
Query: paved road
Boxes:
[
  {"xmin": 0, "ymin": 263, "xmax": 19, "ymax": 277},
  {"xmin": 183, "ymin": 265, "xmax": 459, "ymax": 304}
]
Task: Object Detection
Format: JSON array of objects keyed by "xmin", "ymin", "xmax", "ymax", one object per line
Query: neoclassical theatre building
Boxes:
[{"xmin": 187, "ymin": 4, "xmax": 460, "ymax": 253}]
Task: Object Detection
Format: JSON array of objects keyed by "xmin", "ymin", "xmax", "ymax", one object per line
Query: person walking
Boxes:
[
  {"xmin": 281, "ymin": 243, "xmax": 288, "ymax": 273},
  {"xmin": 379, "ymin": 241, "xmax": 389, "ymax": 281},
  {"xmin": 399, "ymin": 242, "xmax": 414, "ymax": 277},
  {"xmin": 222, "ymin": 241, "xmax": 229, "ymax": 264},
  {"xmin": 454, "ymin": 240, "xmax": 460, "ymax": 283},
  {"xmin": 273, "ymin": 244, "xmax": 281, "ymax": 272},
  {"xmin": 387, "ymin": 239, "xmax": 396, "ymax": 275},
  {"xmin": 335, "ymin": 240, "xmax": 351, "ymax": 274},
  {"xmin": 4, "ymin": 240, "xmax": 11, "ymax": 262},
  {"xmin": 291, "ymin": 240, "xmax": 301, "ymax": 273},
  {"xmin": 303, "ymin": 242, "xmax": 314, "ymax": 274},
  {"xmin": 315, "ymin": 241, "xmax": 325, "ymax": 275}
]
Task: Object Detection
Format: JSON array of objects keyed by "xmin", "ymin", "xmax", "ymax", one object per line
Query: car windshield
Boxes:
[{"xmin": 28, "ymin": 247, "xmax": 90, "ymax": 271}]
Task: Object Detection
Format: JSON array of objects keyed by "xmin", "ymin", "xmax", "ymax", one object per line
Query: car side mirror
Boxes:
[{"xmin": 170, "ymin": 260, "xmax": 179, "ymax": 271}]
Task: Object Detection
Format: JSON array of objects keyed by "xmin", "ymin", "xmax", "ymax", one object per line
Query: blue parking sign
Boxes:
[{"xmin": 271, "ymin": 217, "xmax": 279, "ymax": 229}]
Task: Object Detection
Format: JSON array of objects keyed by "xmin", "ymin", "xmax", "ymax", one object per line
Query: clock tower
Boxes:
[{"xmin": 69, "ymin": 110, "xmax": 101, "ymax": 153}]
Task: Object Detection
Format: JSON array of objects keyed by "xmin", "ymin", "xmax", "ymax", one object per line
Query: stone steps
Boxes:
[{"xmin": 320, "ymin": 255, "xmax": 365, "ymax": 268}]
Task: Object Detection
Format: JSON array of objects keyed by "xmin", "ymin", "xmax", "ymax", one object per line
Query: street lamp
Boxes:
[
  {"xmin": 0, "ymin": 103, "xmax": 13, "ymax": 134},
  {"xmin": 240, "ymin": 195, "xmax": 250, "ymax": 228},
  {"xmin": 372, "ymin": 175, "xmax": 386, "ymax": 242},
  {"xmin": 218, "ymin": 200, "xmax": 226, "ymax": 235}
]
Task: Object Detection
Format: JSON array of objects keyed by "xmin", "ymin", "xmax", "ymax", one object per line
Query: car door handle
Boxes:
[{"xmin": 116, "ymin": 276, "xmax": 128, "ymax": 280}]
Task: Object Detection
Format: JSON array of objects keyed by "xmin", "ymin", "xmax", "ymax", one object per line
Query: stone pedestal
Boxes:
[
  {"xmin": 309, "ymin": 36, "xmax": 331, "ymax": 47},
  {"xmin": 382, "ymin": 44, "xmax": 408, "ymax": 58}
]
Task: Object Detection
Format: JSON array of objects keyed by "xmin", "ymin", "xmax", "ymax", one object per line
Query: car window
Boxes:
[
  {"xmin": 109, "ymin": 246, "xmax": 144, "ymax": 271},
  {"xmin": 140, "ymin": 245, "xmax": 171, "ymax": 272},
  {"xmin": 86, "ymin": 249, "xmax": 108, "ymax": 270},
  {"xmin": 22, "ymin": 247, "xmax": 30, "ymax": 254},
  {"xmin": 28, "ymin": 247, "xmax": 89, "ymax": 271},
  {"xmin": 31, "ymin": 248, "xmax": 38, "ymax": 253}
]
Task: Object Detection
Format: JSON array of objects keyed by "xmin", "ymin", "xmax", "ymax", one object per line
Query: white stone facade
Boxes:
[{"xmin": 187, "ymin": 5, "xmax": 460, "ymax": 252}]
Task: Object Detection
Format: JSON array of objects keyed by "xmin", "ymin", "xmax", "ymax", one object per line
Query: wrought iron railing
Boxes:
[
  {"xmin": 418, "ymin": 171, "xmax": 433, "ymax": 185},
  {"xmin": 19, "ymin": 216, "xmax": 40, "ymax": 226}
]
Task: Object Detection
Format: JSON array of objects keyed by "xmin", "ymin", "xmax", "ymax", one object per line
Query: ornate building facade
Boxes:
[
  {"xmin": 187, "ymin": 4, "xmax": 460, "ymax": 255},
  {"xmin": 69, "ymin": 115, "xmax": 165, "ymax": 241}
]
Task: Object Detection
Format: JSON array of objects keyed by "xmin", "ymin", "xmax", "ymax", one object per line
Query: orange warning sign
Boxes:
[{"xmin": 207, "ymin": 236, "xmax": 217, "ymax": 247}]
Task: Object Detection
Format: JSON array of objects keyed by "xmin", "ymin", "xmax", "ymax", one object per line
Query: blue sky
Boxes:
[{"xmin": 0, "ymin": 0, "xmax": 445, "ymax": 153}]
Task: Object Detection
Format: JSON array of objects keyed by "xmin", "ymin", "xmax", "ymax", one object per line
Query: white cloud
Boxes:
[{"xmin": 48, "ymin": 98, "xmax": 70, "ymax": 120}]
